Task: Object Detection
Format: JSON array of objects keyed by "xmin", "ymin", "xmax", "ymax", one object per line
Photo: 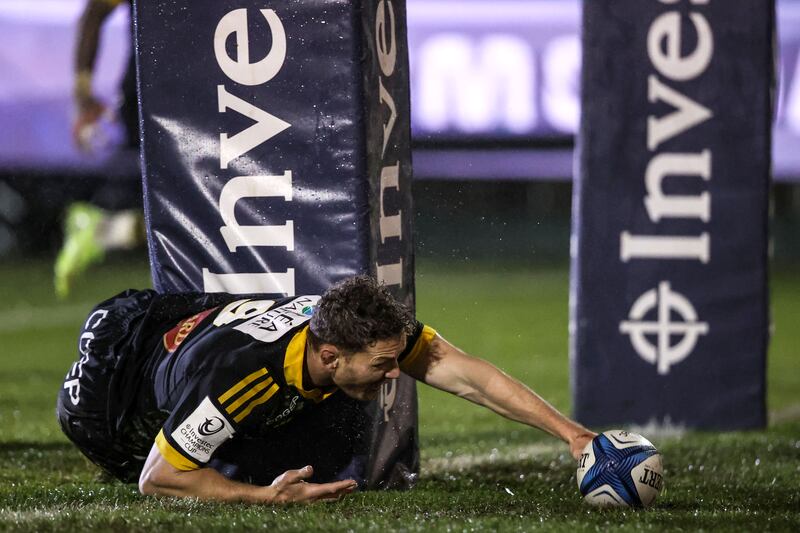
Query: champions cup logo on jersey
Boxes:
[
  {"xmin": 172, "ymin": 397, "xmax": 235, "ymax": 462},
  {"xmin": 620, "ymin": 281, "xmax": 708, "ymax": 375},
  {"xmin": 198, "ymin": 416, "xmax": 225, "ymax": 437}
]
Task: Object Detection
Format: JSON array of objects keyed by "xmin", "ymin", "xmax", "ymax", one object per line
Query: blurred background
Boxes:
[{"xmin": 0, "ymin": 0, "xmax": 798, "ymax": 264}]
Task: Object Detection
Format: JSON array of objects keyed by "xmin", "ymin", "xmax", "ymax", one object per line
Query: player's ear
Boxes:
[{"xmin": 319, "ymin": 344, "xmax": 341, "ymax": 370}]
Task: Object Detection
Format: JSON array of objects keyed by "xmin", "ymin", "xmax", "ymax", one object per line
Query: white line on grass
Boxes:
[
  {"xmin": 422, "ymin": 442, "xmax": 563, "ymax": 474},
  {"xmin": 420, "ymin": 422, "xmax": 701, "ymax": 476},
  {"xmin": 770, "ymin": 403, "xmax": 800, "ymax": 424}
]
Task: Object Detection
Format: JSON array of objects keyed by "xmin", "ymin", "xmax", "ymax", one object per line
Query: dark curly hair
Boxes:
[{"xmin": 308, "ymin": 275, "xmax": 415, "ymax": 353}]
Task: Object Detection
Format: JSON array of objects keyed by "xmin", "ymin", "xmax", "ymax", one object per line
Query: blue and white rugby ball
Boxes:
[{"xmin": 576, "ymin": 430, "xmax": 664, "ymax": 507}]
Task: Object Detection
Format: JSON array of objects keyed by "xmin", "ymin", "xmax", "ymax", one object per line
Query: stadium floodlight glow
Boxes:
[
  {"xmin": 406, "ymin": 1, "xmax": 581, "ymax": 26},
  {"xmin": 408, "ymin": 0, "xmax": 580, "ymax": 137},
  {"xmin": 415, "ymin": 34, "xmax": 536, "ymax": 134}
]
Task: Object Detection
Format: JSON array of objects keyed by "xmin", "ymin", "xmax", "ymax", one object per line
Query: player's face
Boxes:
[{"xmin": 332, "ymin": 335, "xmax": 406, "ymax": 401}]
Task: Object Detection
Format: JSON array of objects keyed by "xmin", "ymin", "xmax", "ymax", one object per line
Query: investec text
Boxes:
[
  {"xmin": 620, "ymin": 0, "xmax": 714, "ymax": 263},
  {"xmin": 204, "ymin": 9, "xmax": 295, "ymax": 295}
]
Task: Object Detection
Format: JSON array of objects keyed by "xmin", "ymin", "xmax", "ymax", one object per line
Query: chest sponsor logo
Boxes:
[
  {"xmin": 163, "ymin": 308, "xmax": 217, "ymax": 353},
  {"xmin": 263, "ymin": 393, "xmax": 304, "ymax": 427},
  {"xmin": 171, "ymin": 397, "xmax": 235, "ymax": 462},
  {"xmin": 234, "ymin": 296, "xmax": 320, "ymax": 343}
]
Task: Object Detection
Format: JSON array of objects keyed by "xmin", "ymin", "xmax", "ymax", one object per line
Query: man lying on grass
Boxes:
[{"xmin": 57, "ymin": 275, "xmax": 595, "ymax": 503}]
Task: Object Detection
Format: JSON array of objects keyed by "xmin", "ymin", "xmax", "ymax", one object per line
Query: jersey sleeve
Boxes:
[
  {"xmin": 155, "ymin": 361, "xmax": 283, "ymax": 471},
  {"xmin": 398, "ymin": 321, "xmax": 437, "ymax": 372}
]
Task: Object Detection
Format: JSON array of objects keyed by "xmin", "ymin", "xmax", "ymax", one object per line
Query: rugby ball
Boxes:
[{"xmin": 576, "ymin": 430, "xmax": 664, "ymax": 507}]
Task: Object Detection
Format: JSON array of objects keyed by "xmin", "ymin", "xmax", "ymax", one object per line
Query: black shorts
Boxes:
[
  {"xmin": 56, "ymin": 289, "xmax": 156, "ymax": 482},
  {"xmin": 56, "ymin": 289, "xmax": 248, "ymax": 482}
]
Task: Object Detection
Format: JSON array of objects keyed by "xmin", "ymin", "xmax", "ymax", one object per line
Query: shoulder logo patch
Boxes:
[
  {"xmin": 197, "ymin": 416, "xmax": 225, "ymax": 436},
  {"xmin": 233, "ymin": 295, "xmax": 320, "ymax": 343},
  {"xmin": 163, "ymin": 308, "xmax": 217, "ymax": 353},
  {"xmin": 170, "ymin": 397, "xmax": 235, "ymax": 462}
]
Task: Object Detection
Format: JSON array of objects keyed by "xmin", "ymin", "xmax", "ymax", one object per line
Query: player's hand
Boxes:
[
  {"xmin": 72, "ymin": 97, "xmax": 106, "ymax": 150},
  {"xmin": 569, "ymin": 431, "xmax": 597, "ymax": 460},
  {"xmin": 268, "ymin": 465, "xmax": 358, "ymax": 504}
]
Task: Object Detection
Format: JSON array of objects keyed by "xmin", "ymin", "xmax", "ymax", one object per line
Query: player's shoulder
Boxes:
[
  {"xmin": 209, "ymin": 294, "xmax": 320, "ymax": 342},
  {"xmin": 193, "ymin": 294, "xmax": 320, "ymax": 368},
  {"xmin": 398, "ymin": 321, "xmax": 438, "ymax": 369}
]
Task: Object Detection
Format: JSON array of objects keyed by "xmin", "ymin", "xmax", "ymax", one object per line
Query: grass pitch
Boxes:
[{"xmin": 0, "ymin": 258, "xmax": 798, "ymax": 531}]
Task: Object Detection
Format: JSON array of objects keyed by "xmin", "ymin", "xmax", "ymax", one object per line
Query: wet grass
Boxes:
[{"xmin": 0, "ymin": 258, "xmax": 798, "ymax": 531}]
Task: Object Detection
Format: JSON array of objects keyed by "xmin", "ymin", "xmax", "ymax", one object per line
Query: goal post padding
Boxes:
[
  {"xmin": 134, "ymin": 0, "xmax": 417, "ymax": 488},
  {"xmin": 571, "ymin": 0, "xmax": 773, "ymax": 429}
]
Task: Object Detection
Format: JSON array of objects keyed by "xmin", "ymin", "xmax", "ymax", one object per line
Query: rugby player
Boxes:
[{"xmin": 57, "ymin": 275, "xmax": 596, "ymax": 504}]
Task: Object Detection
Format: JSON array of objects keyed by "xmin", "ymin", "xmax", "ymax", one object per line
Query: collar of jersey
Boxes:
[{"xmin": 284, "ymin": 325, "xmax": 337, "ymax": 403}]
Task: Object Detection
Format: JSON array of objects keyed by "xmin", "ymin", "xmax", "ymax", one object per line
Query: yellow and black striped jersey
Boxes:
[{"xmin": 122, "ymin": 294, "xmax": 435, "ymax": 472}]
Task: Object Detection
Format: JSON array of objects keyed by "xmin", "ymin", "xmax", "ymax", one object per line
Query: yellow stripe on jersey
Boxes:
[
  {"xmin": 399, "ymin": 325, "xmax": 438, "ymax": 371},
  {"xmin": 155, "ymin": 429, "xmax": 198, "ymax": 471},
  {"xmin": 233, "ymin": 382, "xmax": 281, "ymax": 423},
  {"xmin": 284, "ymin": 326, "xmax": 336, "ymax": 403},
  {"xmin": 283, "ymin": 326, "xmax": 306, "ymax": 393},
  {"xmin": 225, "ymin": 376, "xmax": 274, "ymax": 415},
  {"xmin": 218, "ymin": 367, "xmax": 268, "ymax": 404}
]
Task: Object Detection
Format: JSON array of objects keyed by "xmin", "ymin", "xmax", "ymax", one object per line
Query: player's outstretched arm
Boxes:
[
  {"xmin": 138, "ymin": 442, "xmax": 357, "ymax": 504},
  {"xmin": 403, "ymin": 334, "xmax": 595, "ymax": 459}
]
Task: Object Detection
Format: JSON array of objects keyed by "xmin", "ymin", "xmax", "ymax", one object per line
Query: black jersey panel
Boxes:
[{"xmin": 150, "ymin": 296, "xmax": 328, "ymax": 469}]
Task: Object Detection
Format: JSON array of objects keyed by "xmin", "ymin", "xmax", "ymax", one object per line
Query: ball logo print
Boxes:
[
  {"xmin": 576, "ymin": 430, "xmax": 664, "ymax": 507},
  {"xmin": 198, "ymin": 417, "xmax": 225, "ymax": 437},
  {"xmin": 619, "ymin": 281, "xmax": 708, "ymax": 375}
]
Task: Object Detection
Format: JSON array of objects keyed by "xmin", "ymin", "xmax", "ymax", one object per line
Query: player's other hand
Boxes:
[
  {"xmin": 268, "ymin": 465, "xmax": 358, "ymax": 504},
  {"xmin": 569, "ymin": 431, "xmax": 597, "ymax": 461}
]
